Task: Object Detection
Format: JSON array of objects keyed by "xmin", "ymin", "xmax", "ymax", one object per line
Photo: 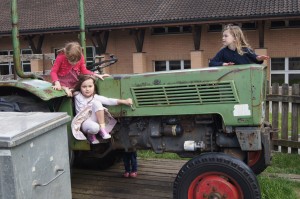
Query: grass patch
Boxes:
[
  {"xmin": 258, "ymin": 176, "xmax": 300, "ymax": 199},
  {"xmin": 137, "ymin": 150, "xmax": 185, "ymax": 160},
  {"xmin": 265, "ymin": 152, "xmax": 300, "ymax": 174}
]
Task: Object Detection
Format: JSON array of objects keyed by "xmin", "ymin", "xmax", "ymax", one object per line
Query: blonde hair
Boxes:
[
  {"xmin": 58, "ymin": 42, "xmax": 82, "ymax": 63},
  {"xmin": 223, "ymin": 24, "xmax": 252, "ymax": 55}
]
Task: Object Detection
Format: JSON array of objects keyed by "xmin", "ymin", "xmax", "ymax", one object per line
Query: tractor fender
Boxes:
[{"xmin": 0, "ymin": 79, "xmax": 66, "ymax": 101}]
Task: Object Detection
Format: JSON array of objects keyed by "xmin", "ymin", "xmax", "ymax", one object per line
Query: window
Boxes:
[
  {"xmin": 270, "ymin": 20, "xmax": 300, "ymax": 29},
  {"xmin": 154, "ymin": 60, "xmax": 191, "ymax": 72},
  {"xmin": 86, "ymin": 46, "xmax": 95, "ymax": 66},
  {"xmin": 208, "ymin": 24, "xmax": 223, "ymax": 32},
  {"xmin": 21, "ymin": 49, "xmax": 32, "ymax": 72},
  {"xmin": 270, "ymin": 57, "xmax": 300, "ymax": 85},
  {"xmin": 0, "ymin": 50, "xmax": 13, "ymax": 75},
  {"xmin": 152, "ymin": 26, "xmax": 192, "ymax": 35},
  {"xmin": 241, "ymin": 22, "xmax": 256, "ymax": 30}
]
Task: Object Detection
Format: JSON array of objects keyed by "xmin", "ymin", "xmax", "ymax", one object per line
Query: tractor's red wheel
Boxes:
[
  {"xmin": 173, "ymin": 153, "xmax": 261, "ymax": 199},
  {"xmin": 188, "ymin": 173, "xmax": 241, "ymax": 199}
]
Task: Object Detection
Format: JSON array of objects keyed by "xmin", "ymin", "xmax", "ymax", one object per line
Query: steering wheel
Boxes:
[{"xmin": 86, "ymin": 54, "xmax": 118, "ymax": 73}]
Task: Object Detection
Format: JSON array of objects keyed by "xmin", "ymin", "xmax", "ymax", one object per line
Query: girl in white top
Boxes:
[{"xmin": 73, "ymin": 75, "xmax": 132, "ymax": 144}]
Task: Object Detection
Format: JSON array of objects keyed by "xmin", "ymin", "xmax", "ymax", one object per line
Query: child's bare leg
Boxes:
[
  {"xmin": 95, "ymin": 110, "xmax": 111, "ymax": 139},
  {"xmin": 62, "ymin": 86, "xmax": 73, "ymax": 97},
  {"xmin": 95, "ymin": 110, "xmax": 105, "ymax": 128}
]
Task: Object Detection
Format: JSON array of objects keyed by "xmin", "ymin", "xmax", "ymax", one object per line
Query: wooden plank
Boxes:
[
  {"xmin": 272, "ymin": 139, "xmax": 300, "ymax": 148},
  {"xmin": 267, "ymin": 94, "xmax": 300, "ymax": 103},
  {"xmin": 281, "ymin": 84, "xmax": 289, "ymax": 153},
  {"xmin": 0, "ymin": 53, "xmax": 54, "ymax": 62},
  {"xmin": 271, "ymin": 83, "xmax": 279, "ymax": 151},
  {"xmin": 291, "ymin": 84, "xmax": 300, "ymax": 153},
  {"xmin": 71, "ymin": 158, "xmax": 187, "ymax": 199}
]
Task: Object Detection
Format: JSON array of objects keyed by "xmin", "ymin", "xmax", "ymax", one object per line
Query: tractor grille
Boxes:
[{"xmin": 131, "ymin": 81, "xmax": 238, "ymax": 107}]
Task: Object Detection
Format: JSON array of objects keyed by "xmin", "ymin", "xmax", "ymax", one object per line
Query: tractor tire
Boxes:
[{"xmin": 173, "ymin": 152, "xmax": 261, "ymax": 199}]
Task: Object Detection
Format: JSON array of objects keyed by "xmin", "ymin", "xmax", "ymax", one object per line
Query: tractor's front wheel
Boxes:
[{"xmin": 173, "ymin": 152, "xmax": 261, "ymax": 199}]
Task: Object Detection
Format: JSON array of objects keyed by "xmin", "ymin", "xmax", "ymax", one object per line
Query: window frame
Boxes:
[
  {"xmin": 270, "ymin": 57, "xmax": 300, "ymax": 85},
  {"xmin": 154, "ymin": 60, "xmax": 191, "ymax": 72}
]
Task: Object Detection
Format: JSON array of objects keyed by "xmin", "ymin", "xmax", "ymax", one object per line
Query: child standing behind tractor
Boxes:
[{"xmin": 209, "ymin": 24, "xmax": 269, "ymax": 67}]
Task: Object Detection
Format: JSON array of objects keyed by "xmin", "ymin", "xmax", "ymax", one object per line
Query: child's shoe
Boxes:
[
  {"xmin": 130, "ymin": 172, "xmax": 137, "ymax": 178},
  {"xmin": 99, "ymin": 128, "xmax": 111, "ymax": 139},
  {"xmin": 123, "ymin": 172, "xmax": 130, "ymax": 178},
  {"xmin": 87, "ymin": 134, "xmax": 100, "ymax": 144}
]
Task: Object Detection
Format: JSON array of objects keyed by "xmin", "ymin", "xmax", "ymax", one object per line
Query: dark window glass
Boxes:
[
  {"xmin": 21, "ymin": 49, "xmax": 32, "ymax": 72},
  {"xmin": 289, "ymin": 57, "xmax": 300, "ymax": 70},
  {"xmin": 271, "ymin": 21, "xmax": 285, "ymax": 28},
  {"xmin": 169, "ymin": 61, "xmax": 181, "ymax": 70},
  {"xmin": 184, "ymin": 60, "xmax": 191, "ymax": 69},
  {"xmin": 155, "ymin": 61, "xmax": 166, "ymax": 71},
  {"xmin": 86, "ymin": 47, "xmax": 94, "ymax": 64},
  {"xmin": 182, "ymin": 26, "xmax": 192, "ymax": 33},
  {"xmin": 271, "ymin": 58, "xmax": 285, "ymax": 70},
  {"xmin": 152, "ymin": 27, "xmax": 166, "ymax": 34},
  {"xmin": 208, "ymin": 24, "xmax": 222, "ymax": 32},
  {"xmin": 289, "ymin": 20, "xmax": 300, "ymax": 27},
  {"xmin": 289, "ymin": 74, "xmax": 300, "ymax": 85},
  {"xmin": 0, "ymin": 65, "xmax": 10, "ymax": 75},
  {"xmin": 271, "ymin": 74, "xmax": 285, "ymax": 85},
  {"xmin": 168, "ymin": 27, "xmax": 180, "ymax": 33},
  {"xmin": 0, "ymin": 51, "xmax": 8, "ymax": 55},
  {"xmin": 242, "ymin": 22, "xmax": 256, "ymax": 30}
]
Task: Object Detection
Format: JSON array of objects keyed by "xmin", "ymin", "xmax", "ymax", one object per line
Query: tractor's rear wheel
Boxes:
[{"xmin": 173, "ymin": 152, "xmax": 261, "ymax": 199}]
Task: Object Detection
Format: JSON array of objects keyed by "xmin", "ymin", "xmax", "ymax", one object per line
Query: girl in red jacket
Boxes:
[{"xmin": 50, "ymin": 42, "xmax": 109, "ymax": 96}]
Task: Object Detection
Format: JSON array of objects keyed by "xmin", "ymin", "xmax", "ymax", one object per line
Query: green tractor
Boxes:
[{"xmin": 0, "ymin": 1, "xmax": 273, "ymax": 198}]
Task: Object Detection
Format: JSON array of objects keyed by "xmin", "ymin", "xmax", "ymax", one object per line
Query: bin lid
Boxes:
[{"xmin": 0, "ymin": 112, "xmax": 70, "ymax": 148}]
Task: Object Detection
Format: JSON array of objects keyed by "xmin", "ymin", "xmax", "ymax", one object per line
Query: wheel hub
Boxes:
[{"xmin": 189, "ymin": 175, "xmax": 240, "ymax": 199}]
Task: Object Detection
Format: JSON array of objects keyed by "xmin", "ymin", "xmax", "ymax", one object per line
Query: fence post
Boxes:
[
  {"xmin": 271, "ymin": 83, "xmax": 279, "ymax": 151},
  {"xmin": 265, "ymin": 81, "xmax": 270, "ymax": 122},
  {"xmin": 281, "ymin": 84, "xmax": 289, "ymax": 153},
  {"xmin": 291, "ymin": 84, "xmax": 299, "ymax": 154}
]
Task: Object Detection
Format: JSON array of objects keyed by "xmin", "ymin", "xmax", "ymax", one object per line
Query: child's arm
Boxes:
[
  {"xmin": 256, "ymin": 55, "xmax": 270, "ymax": 61},
  {"xmin": 117, "ymin": 98, "xmax": 133, "ymax": 106},
  {"xmin": 209, "ymin": 49, "xmax": 226, "ymax": 67}
]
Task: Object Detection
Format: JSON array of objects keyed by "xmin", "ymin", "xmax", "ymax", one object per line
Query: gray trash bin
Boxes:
[{"xmin": 0, "ymin": 112, "xmax": 72, "ymax": 199}]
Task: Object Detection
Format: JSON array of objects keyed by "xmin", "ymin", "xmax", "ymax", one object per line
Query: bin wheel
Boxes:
[{"xmin": 173, "ymin": 152, "xmax": 261, "ymax": 199}]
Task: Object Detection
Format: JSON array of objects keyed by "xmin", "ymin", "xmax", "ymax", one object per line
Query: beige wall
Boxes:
[{"xmin": 1, "ymin": 22, "xmax": 300, "ymax": 75}]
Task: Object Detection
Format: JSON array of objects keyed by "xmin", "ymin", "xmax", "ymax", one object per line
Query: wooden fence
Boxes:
[{"xmin": 266, "ymin": 83, "xmax": 300, "ymax": 154}]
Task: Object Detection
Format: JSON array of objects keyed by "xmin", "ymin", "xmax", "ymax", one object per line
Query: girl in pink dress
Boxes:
[{"xmin": 50, "ymin": 42, "xmax": 109, "ymax": 96}]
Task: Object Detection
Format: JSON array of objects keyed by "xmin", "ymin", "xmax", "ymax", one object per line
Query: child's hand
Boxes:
[
  {"xmin": 52, "ymin": 81, "xmax": 62, "ymax": 90},
  {"xmin": 125, "ymin": 98, "xmax": 133, "ymax": 106},
  {"xmin": 62, "ymin": 87, "xmax": 73, "ymax": 97},
  {"xmin": 223, "ymin": 62, "xmax": 235, "ymax": 66},
  {"xmin": 94, "ymin": 73, "xmax": 111, "ymax": 80},
  {"xmin": 257, "ymin": 55, "xmax": 270, "ymax": 61}
]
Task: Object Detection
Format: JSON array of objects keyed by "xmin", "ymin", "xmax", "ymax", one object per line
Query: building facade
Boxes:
[{"xmin": 0, "ymin": 0, "xmax": 300, "ymax": 85}]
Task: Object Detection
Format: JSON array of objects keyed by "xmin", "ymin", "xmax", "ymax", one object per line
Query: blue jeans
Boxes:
[{"xmin": 123, "ymin": 151, "xmax": 137, "ymax": 172}]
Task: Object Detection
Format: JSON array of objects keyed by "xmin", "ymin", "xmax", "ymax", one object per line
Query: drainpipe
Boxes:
[
  {"xmin": 78, "ymin": 0, "xmax": 86, "ymax": 61},
  {"xmin": 11, "ymin": 0, "xmax": 36, "ymax": 79}
]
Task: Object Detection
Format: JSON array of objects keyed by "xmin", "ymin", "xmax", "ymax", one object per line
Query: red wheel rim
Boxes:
[
  {"xmin": 248, "ymin": 150, "xmax": 262, "ymax": 167},
  {"xmin": 188, "ymin": 172, "xmax": 242, "ymax": 199}
]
